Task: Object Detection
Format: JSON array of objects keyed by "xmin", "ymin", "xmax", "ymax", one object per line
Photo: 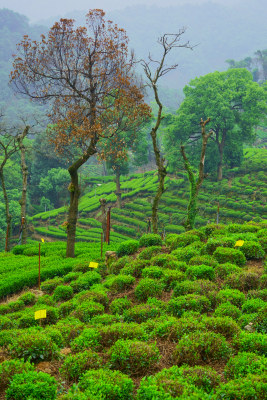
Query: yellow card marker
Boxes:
[
  {"xmin": 89, "ymin": 262, "xmax": 99, "ymax": 269},
  {"xmin": 235, "ymin": 240, "xmax": 244, "ymax": 247},
  {"xmin": 41, "ymin": 238, "xmax": 45, "ymax": 243},
  {"xmin": 35, "ymin": 309, "xmax": 47, "ymax": 320}
]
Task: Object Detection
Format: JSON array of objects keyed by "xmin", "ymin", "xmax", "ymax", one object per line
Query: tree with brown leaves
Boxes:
[{"xmin": 11, "ymin": 9, "xmax": 150, "ymax": 257}]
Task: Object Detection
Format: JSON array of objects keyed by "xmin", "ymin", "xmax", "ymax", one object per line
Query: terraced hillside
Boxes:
[
  {"xmin": 0, "ymin": 222, "xmax": 266, "ymax": 399},
  {"xmin": 30, "ymin": 148, "xmax": 267, "ymax": 243}
]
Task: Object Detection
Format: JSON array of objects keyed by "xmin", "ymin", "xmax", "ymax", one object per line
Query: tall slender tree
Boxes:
[
  {"xmin": 11, "ymin": 9, "xmax": 150, "ymax": 257},
  {"xmin": 141, "ymin": 31, "xmax": 192, "ymax": 233}
]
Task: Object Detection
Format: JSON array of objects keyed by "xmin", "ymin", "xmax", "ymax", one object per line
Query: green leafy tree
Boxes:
[{"xmin": 164, "ymin": 69, "xmax": 267, "ymax": 181}]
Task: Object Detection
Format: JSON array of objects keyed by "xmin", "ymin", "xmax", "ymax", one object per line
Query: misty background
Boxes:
[{"xmin": 0, "ymin": 0, "xmax": 267, "ymax": 111}]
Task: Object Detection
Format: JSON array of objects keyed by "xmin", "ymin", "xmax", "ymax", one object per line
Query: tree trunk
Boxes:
[
  {"xmin": 181, "ymin": 118, "xmax": 213, "ymax": 231},
  {"xmin": 17, "ymin": 126, "xmax": 29, "ymax": 244},
  {"xmin": 66, "ymin": 139, "xmax": 97, "ymax": 257},
  {"xmin": 0, "ymin": 169, "xmax": 11, "ymax": 251},
  {"xmin": 115, "ymin": 169, "xmax": 122, "ymax": 209},
  {"xmin": 217, "ymin": 145, "xmax": 223, "ymax": 181},
  {"xmin": 152, "ymin": 163, "xmax": 167, "ymax": 233}
]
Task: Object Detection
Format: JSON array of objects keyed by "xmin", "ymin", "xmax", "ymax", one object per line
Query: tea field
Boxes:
[
  {"xmin": 0, "ymin": 222, "xmax": 266, "ymax": 399},
  {"xmin": 29, "ymin": 148, "xmax": 267, "ymax": 244}
]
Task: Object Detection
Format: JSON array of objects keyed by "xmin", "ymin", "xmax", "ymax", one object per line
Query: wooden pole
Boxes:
[
  {"xmin": 38, "ymin": 243, "xmax": 41, "ymax": 290},
  {"xmin": 106, "ymin": 207, "xmax": 111, "ymax": 245}
]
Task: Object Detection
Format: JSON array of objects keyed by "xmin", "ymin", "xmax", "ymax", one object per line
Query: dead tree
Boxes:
[{"xmin": 142, "ymin": 31, "xmax": 193, "ymax": 233}]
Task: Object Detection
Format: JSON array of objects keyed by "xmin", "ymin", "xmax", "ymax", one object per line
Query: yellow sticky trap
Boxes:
[
  {"xmin": 35, "ymin": 310, "xmax": 47, "ymax": 320},
  {"xmin": 235, "ymin": 240, "xmax": 244, "ymax": 247},
  {"xmin": 41, "ymin": 238, "xmax": 45, "ymax": 243},
  {"xmin": 89, "ymin": 262, "xmax": 99, "ymax": 269}
]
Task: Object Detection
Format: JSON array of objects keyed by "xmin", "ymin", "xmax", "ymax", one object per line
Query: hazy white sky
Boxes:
[{"xmin": 0, "ymin": 0, "xmax": 243, "ymax": 23}]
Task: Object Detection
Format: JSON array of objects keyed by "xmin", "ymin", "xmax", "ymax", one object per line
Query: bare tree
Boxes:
[{"xmin": 141, "ymin": 30, "xmax": 193, "ymax": 233}]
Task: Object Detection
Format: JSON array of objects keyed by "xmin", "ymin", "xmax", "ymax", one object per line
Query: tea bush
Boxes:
[
  {"xmin": 173, "ymin": 331, "xmax": 232, "ymax": 365},
  {"xmin": 234, "ymin": 331, "xmax": 267, "ymax": 356},
  {"xmin": 160, "ymin": 269, "xmax": 185, "ymax": 290},
  {"xmin": 123, "ymin": 303, "xmax": 162, "ymax": 323},
  {"xmin": 241, "ymin": 298, "xmax": 266, "ymax": 314},
  {"xmin": 173, "ymin": 279, "xmax": 217, "ymax": 297},
  {"xmin": 225, "ymin": 271, "xmax": 261, "ymax": 291},
  {"xmin": 138, "ymin": 245, "xmax": 162, "ymax": 260},
  {"xmin": 166, "ymin": 233, "xmax": 200, "ymax": 251},
  {"xmin": 78, "ymin": 368, "xmax": 134, "ymax": 400},
  {"xmin": 0, "ymin": 316, "xmax": 16, "ymax": 330},
  {"xmin": 214, "ymin": 302, "xmax": 242, "ymax": 320},
  {"xmin": 8, "ymin": 331, "xmax": 59, "ymax": 362},
  {"xmin": 98, "ymin": 322, "xmax": 147, "ymax": 346},
  {"xmin": 202, "ymin": 316, "xmax": 240, "ymax": 339},
  {"xmin": 186, "ymin": 265, "xmax": 215, "ymax": 281},
  {"xmin": 60, "ymin": 349, "xmax": 103, "ymax": 382},
  {"xmin": 104, "ymin": 274, "xmax": 135, "ymax": 292},
  {"xmin": 5, "ymin": 370, "xmax": 57, "ymax": 400},
  {"xmin": 19, "ymin": 292, "xmax": 36, "ymax": 305},
  {"xmin": 171, "ymin": 245, "xmax": 202, "ymax": 263},
  {"xmin": 141, "ymin": 266, "xmax": 165, "ymax": 279},
  {"xmin": 239, "ymin": 241, "xmax": 265, "ymax": 259},
  {"xmin": 70, "ymin": 328, "xmax": 101, "ymax": 352},
  {"xmin": 216, "ymin": 289, "xmax": 245, "ymax": 307},
  {"xmin": 215, "ymin": 374, "xmax": 267, "ymax": 400},
  {"xmin": 188, "ymin": 255, "xmax": 219, "ymax": 267},
  {"xmin": 108, "ymin": 339, "xmax": 160, "ymax": 375},
  {"xmin": 70, "ymin": 271, "xmax": 102, "ymax": 292},
  {"xmin": 41, "ymin": 277, "xmax": 64, "ymax": 294},
  {"xmin": 135, "ymin": 278, "xmax": 164, "ymax": 301},
  {"xmin": 110, "ymin": 296, "xmax": 132, "ymax": 315},
  {"xmin": 53, "ymin": 285, "xmax": 74, "ymax": 301},
  {"xmin": 205, "ymin": 237, "xmax": 236, "ymax": 255},
  {"xmin": 0, "ymin": 359, "xmax": 34, "ymax": 391},
  {"xmin": 167, "ymin": 294, "xmax": 211, "ymax": 317},
  {"xmin": 71, "ymin": 300, "xmax": 104, "ymax": 322},
  {"xmin": 213, "ymin": 247, "xmax": 246, "ymax": 266},
  {"xmin": 224, "ymin": 352, "xmax": 267, "ymax": 379},
  {"xmin": 214, "ymin": 263, "xmax": 241, "ymax": 279},
  {"xmin": 117, "ymin": 240, "xmax": 139, "ymax": 257},
  {"xmin": 139, "ymin": 233, "xmax": 162, "ymax": 247}
]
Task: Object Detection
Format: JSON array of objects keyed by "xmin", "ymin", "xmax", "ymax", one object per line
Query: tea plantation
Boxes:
[
  {"xmin": 0, "ymin": 222, "xmax": 266, "ymax": 399},
  {"xmin": 29, "ymin": 148, "xmax": 267, "ymax": 244}
]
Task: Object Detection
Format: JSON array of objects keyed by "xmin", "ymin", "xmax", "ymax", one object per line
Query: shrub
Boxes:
[
  {"xmin": 239, "ymin": 241, "xmax": 265, "ymax": 259},
  {"xmin": 70, "ymin": 328, "xmax": 101, "ymax": 352},
  {"xmin": 138, "ymin": 246, "xmax": 162, "ymax": 260},
  {"xmin": 0, "ymin": 316, "xmax": 16, "ymax": 330},
  {"xmin": 225, "ymin": 271, "xmax": 261, "ymax": 291},
  {"xmin": 150, "ymin": 254, "xmax": 178, "ymax": 267},
  {"xmin": 73, "ymin": 286, "xmax": 108, "ymax": 306},
  {"xmin": 110, "ymin": 296, "xmax": 132, "ymax": 315},
  {"xmin": 104, "ymin": 275, "xmax": 135, "ymax": 292},
  {"xmin": 98, "ymin": 322, "xmax": 146, "ymax": 347},
  {"xmin": 139, "ymin": 233, "xmax": 162, "ymax": 247},
  {"xmin": 63, "ymin": 271, "xmax": 82, "ymax": 282},
  {"xmin": 234, "ymin": 331, "xmax": 267, "ymax": 356},
  {"xmin": 90, "ymin": 314, "xmax": 120, "ymax": 326},
  {"xmin": 17, "ymin": 314, "xmax": 38, "ymax": 329},
  {"xmin": 137, "ymin": 367, "xmax": 212, "ymax": 399},
  {"xmin": 5, "ymin": 370, "xmax": 57, "ymax": 400},
  {"xmin": 216, "ymin": 289, "xmax": 245, "ymax": 307},
  {"xmin": 242, "ymin": 298, "xmax": 266, "ymax": 314},
  {"xmin": 36, "ymin": 294, "xmax": 55, "ymax": 307},
  {"xmin": 186, "ymin": 265, "xmax": 215, "ymax": 281},
  {"xmin": 44, "ymin": 327, "xmax": 64, "ymax": 348},
  {"xmin": 205, "ymin": 237, "xmax": 235, "ymax": 254},
  {"xmin": 60, "ymin": 349, "xmax": 103, "ymax": 382},
  {"xmin": 202, "ymin": 316, "xmax": 240, "ymax": 339},
  {"xmin": 107, "ymin": 256, "xmax": 130, "ymax": 275},
  {"xmin": 224, "ymin": 352, "xmax": 267, "ymax": 379},
  {"xmin": 173, "ymin": 331, "xmax": 232, "ymax": 365},
  {"xmin": 166, "ymin": 233, "xmax": 200, "ymax": 251},
  {"xmin": 120, "ymin": 259, "xmax": 150, "ymax": 278},
  {"xmin": 173, "ymin": 279, "xmax": 217, "ymax": 297},
  {"xmin": 78, "ymin": 368, "xmax": 134, "ymax": 400},
  {"xmin": 58, "ymin": 300, "xmax": 75, "ymax": 318},
  {"xmin": 214, "ymin": 263, "xmax": 241, "ymax": 279},
  {"xmin": 141, "ymin": 266, "xmax": 165, "ymax": 279},
  {"xmin": 213, "ymin": 247, "xmax": 246, "ymax": 266},
  {"xmin": 215, "ymin": 374, "xmax": 267, "ymax": 400},
  {"xmin": 53, "ymin": 285, "xmax": 73, "ymax": 301},
  {"xmin": 171, "ymin": 245, "xmax": 202, "ymax": 263},
  {"xmin": 214, "ymin": 302, "xmax": 241, "ymax": 320},
  {"xmin": 160, "ymin": 270, "xmax": 185, "ymax": 290},
  {"xmin": 53, "ymin": 317, "xmax": 85, "ymax": 346},
  {"xmin": 7, "ymin": 300, "xmax": 25, "ymax": 312},
  {"xmin": 189, "ymin": 255, "xmax": 219, "ymax": 267},
  {"xmin": 123, "ymin": 303, "xmax": 162, "ymax": 323},
  {"xmin": 41, "ymin": 277, "xmax": 64, "ymax": 294},
  {"xmin": 117, "ymin": 240, "xmax": 139, "ymax": 257},
  {"xmin": 108, "ymin": 339, "xmax": 160, "ymax": 376},
  {"xmin": 72, "ymin": 300, "xmax": 104, "ymax": 322},
  {"xmin": 135, "ymin": 278, "xmax": 164, "ymax": 301},
  {"xmin": 70, "ymin": 271, "xmax": 102, "ymax": 292},
  {"xmin": 253, "ymin": 304, "xmax": 267, "ymax": 334},
  {"xmin": 8, "ymin": 331, "xmax": 59, "ymax": 362},
  {"xmin": 0, "ymin": 359, "xmax": 34, "ymax": 391},
  {"xmin": 167, "ymin": 294, "xmax": 211, "ymax": 317},
  {"xmin": 19, "ymin": 292, "xmax": 36, "ymax": 305}
]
